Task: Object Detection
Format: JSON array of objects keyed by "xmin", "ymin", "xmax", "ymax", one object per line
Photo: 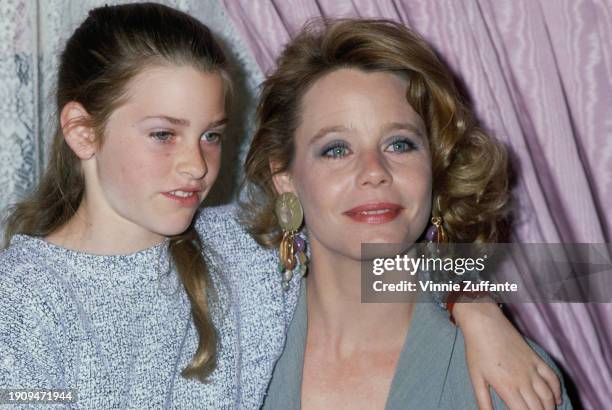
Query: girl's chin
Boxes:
[{"xmin": 154, "ymin": 220, "xmax": 194, "ymax": 237}]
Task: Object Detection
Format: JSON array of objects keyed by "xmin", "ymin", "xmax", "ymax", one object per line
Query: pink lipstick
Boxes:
[{"xmin": 343, "ymin": 203, "xmax": 403, "ymax": 224}]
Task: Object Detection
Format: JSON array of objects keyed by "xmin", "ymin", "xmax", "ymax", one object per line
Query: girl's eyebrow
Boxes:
[
  {"xmin": 208, "ymin": 118, "xmax": 228, "ymax": 129},
  {"xmin": 134, "ymin": 117, "xmax": 228, "ymax": 129},
  {"xmin": 135, "ymin": 115, "xmax": 190, "ymax": 126}
]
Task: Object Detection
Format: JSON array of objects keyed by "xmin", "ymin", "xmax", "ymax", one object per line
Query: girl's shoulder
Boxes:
[
  {"xmin": 195, "ymin": 203, "xmax": 271, "ymax": 270},
  {"xmin": 0, "ymin": 236, "xmax": 75, "ymax": 372},
  {"xmin": 0, "ymin": 235, "xmax": 77, "ymax": 333},
  {"xmin": 195, "ymin": 203, "xmax": 251, "ymax": 245},
  {"xmin": 0, "ymin": 235, "xmax": 61, "ymax": 296},
  {"xmin": 194, "ymin": 203, "xmax": 300, "ymax": 305},
  {"xmin": 195, "ymin": 204, "xmax": 301, "ymax": 408}
]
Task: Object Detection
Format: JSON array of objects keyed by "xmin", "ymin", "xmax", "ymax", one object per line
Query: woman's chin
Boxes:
[
  {"xmin": 355, "ymin": 233, "xmax": 413, "ymax": 245},
  {"xmin": 335, "ymin": 236, "xmax": 414, "ymax": 262}
]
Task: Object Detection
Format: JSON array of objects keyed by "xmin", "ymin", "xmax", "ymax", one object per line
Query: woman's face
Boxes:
[
  {"xmin": 278, "ymin": 68, "xmax": 432, "ymax": 261},
  {"xmin": 87, "ymin": 64, "xmax": 226, "ymax": 241}
]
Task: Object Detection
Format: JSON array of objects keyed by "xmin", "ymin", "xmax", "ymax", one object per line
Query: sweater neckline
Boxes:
[{"xmin": 9, "ymin": 234, "xmax": 172, "ymax": 281}]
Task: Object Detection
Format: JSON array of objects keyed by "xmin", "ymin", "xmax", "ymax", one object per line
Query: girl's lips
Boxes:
[
  {"xmin": 343, "ymin": 203, "xmax": 403, "ymax": 224},
  {"xmin": 162, "ymin": 191, "xmax": 200, "ymax": 207}
]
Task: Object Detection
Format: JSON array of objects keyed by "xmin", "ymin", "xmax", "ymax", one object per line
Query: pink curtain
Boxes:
[{"xmin": 221, "ymin": 0, "xmax": 612, "ymax": 408}]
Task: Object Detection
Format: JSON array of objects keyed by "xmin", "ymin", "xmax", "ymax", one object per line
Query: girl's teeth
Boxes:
[{"xmin": 171, "ymin": 191, "xmax": 194, "ymax": 197}]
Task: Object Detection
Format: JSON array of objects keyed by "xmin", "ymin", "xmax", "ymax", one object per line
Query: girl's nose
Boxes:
[{"xmin": 178, "ymin": 145, "xmax": 208, "ymax": 180}]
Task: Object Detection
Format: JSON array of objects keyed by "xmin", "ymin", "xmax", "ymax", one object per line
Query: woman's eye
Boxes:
[
  {"xmin": 386, "ymin": 138, "xmax": 417, "ymax": 153},
  {"xmin": 321, "ymin": 143, "xmax": 349, "ymax": 159},
  {"xmin": 149, "ymin": 131, "xmax": 174, "ymax": 142},
  {"xmin": 201, "ymin": 131, "xmax": 222, "ymax": 144}
]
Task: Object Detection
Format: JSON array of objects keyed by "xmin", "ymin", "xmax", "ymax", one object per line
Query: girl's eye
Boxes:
[
  {"xmin": 149, "ymin": 130, "xmax": 174, "ymax": 142},
  {"xmin": 321, "ymin": 143, "xmax": 350, "ymax": 159},
  {"xmin": 201, "ymin": 131, "xmax": 222, "ymax": 144},
  {"xmin": 385, "ymin": 138, "xmax": 418, "ymax": 153}
]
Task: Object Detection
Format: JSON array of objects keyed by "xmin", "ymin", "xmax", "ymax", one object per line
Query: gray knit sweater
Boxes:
[{"xmin": 0, "ymin": 205, "xmax": 300, "ymax": 409}]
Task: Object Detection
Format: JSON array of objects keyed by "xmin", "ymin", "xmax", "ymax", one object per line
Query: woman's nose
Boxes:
[{"xmin": 357, "ymin": 151, "xmax": 392, "ymax": 187}]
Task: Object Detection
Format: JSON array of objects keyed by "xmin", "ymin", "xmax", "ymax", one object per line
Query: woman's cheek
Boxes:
[{"xmin": 297, "ymin": 168, "xmax": 335, "ymax": 212}]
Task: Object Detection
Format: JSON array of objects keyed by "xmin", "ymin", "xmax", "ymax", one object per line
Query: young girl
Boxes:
[
  {"xmin": 0, "ymin": 3, "xmax": 562, "ymax": 409},
  {"xmin": 0, "ymin": 3, "xmax": 237, "ymax": 407}
]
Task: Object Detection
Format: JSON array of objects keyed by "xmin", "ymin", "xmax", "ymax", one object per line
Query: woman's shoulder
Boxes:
[
  {"xmin": 388, "ymin": 304, "xmax": 571, "ymax": 409},
  {"xmin": 449, "ymin": 322, "xmax": 572, "ymax": 409}
]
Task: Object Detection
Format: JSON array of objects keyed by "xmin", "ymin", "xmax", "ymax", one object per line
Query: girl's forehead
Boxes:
[{"xmin": 112, "ymin": 65, "xmax": 226, "ymax": 124}]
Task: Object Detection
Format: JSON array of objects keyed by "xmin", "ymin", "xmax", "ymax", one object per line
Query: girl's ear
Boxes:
[
  {"xmin": 270, "ymin": 160, "xmax": 295, "ymax": 195},
  {"xmin": 60, "ymin": 101, "xmax": 97, "ymax": 160}
]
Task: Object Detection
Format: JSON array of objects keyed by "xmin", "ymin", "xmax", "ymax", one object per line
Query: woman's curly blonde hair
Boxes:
[{"xmin": 242, "ymin": 18, "xmax": 509, "ymax": 247}]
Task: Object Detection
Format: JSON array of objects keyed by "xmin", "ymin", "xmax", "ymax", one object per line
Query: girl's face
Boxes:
[
  {"xmin": 88, "ymin": 65, "xmax": 226, "ymax": 241},
  {"xmin": 277, "ymin": 68, "xmax": 432, "ymax": 261}
]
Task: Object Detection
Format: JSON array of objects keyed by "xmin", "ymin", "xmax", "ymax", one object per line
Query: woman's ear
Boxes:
[
  {"xmin": 270, "ymin": 160, "xmax": 295, "ymax": 195},
  {"xmin": 60, "ymin": 101, "xmax": 96, "ymax": 160}
]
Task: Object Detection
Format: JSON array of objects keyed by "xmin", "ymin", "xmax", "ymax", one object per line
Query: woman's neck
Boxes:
[{"xmin": 305, "ymin": 239, "xmax": 415, "ymax": 355}]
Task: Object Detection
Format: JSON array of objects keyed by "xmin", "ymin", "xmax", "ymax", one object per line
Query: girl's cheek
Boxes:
[{"xmin": 112, "ymin": 156, "xmax": 155, "ymax": 186}]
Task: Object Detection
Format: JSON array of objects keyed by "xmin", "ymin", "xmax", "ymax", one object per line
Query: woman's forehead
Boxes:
[{"xmin": 297, "ymin": 68, "xmax": 425, "ymax": 138}]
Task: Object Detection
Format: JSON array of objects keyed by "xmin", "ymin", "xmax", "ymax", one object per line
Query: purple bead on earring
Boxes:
[
  {"xmin": 294, "ymin": 235, "xmax": 306, "ymax": 253},
  {"xmin": 425, "ymin": 225, "xmax": 438, "ymax": 242}
]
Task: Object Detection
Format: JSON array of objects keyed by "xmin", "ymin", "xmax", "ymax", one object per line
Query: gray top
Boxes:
[
  {"xmin": 0, "ymin": 205, "xmax": 300, "ymax": 409},
  {"xmin": 263, "ymin": 280, "xmax": 573, "ymax": 410}
]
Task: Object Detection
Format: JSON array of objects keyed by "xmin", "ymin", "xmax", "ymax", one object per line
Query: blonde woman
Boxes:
[{"xmin": 244, "ymin": 19, "xmax": 571, "ymax": 409}]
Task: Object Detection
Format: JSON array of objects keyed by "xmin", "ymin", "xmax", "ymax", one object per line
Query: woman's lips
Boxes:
[{"xmin": 343, "ymin": 203, "xmax": 403, "ymax": 224}]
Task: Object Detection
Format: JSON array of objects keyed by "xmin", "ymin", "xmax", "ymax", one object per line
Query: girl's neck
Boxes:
[
  {"xmin": 45, "ymin": 199, "xmax": 165, "ymax": 256},
  {"xmin": 305, "ymin": 240, "xmax": 415, "ymax": 355}
]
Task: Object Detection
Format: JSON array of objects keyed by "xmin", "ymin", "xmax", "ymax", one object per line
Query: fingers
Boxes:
[
  {"xmin": 532, "ymin": 375, "xmax": 557, "ymax": 410},
  {"xmin": 538, "ymin": 364, "xmax": 562, "ymax": 405},
  {"xmin": 473, "ymin": 377, "xmax": 494, "ymax": 410},
  {"xmin": 521, "ymin": 386, "xmax": 545, "ymax": 410},
  {"xmin": 497, "ymin": 386, "xmax": 530, "ymax": 410}
]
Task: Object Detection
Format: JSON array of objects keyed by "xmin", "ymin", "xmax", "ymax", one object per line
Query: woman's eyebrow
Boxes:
[
  {"xmin": 381, "ymin": 122, "xmax": 426, "ymax": 139},
  {"xmin": 308, "ymin": 125, "xmax": 349, "ymax": 145}
]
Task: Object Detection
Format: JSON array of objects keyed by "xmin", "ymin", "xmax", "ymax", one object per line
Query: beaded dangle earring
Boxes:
[
  {"xmin": 424, "ymin": 214, "xmax": 449, "ymax": 283},
  {"xmin": 425, "ymin": 215, "xmax": 448, "ymax": 263},
  {"xmin": 274, "ymin": 192, "xmax": 308, "ymax": 290},
  {"xmin": 425, "ymin": 216, "xmax": 448, "ymax": 244}
]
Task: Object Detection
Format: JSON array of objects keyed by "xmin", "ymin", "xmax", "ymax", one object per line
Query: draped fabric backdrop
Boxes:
[
  {"xmin": 219, "ymin": 0, "xmax": 611, "ymax": 408},
  {"xmin": 1, "ymin": 0, "xmax": 610, "ymax": 408}
]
